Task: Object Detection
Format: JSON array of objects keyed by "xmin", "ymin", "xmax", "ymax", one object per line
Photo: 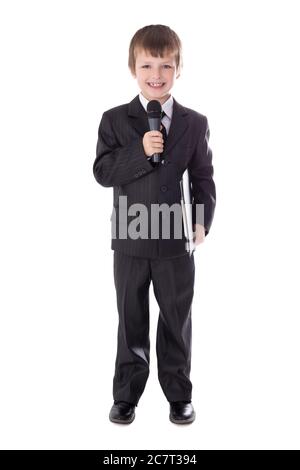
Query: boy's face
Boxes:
[{"xmin": 132, "ymin": 48, "xmax": 180, "ymax": 105}]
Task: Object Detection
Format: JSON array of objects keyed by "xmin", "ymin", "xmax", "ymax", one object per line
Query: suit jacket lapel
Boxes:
[{"xmin": 128, "ymin": 95, "xmax": 189, "ymax": 156}]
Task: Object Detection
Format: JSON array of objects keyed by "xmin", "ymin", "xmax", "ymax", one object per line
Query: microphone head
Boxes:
[{"xmin": 147, "ymin": 100, "xmax": 162, "ymax": 118}]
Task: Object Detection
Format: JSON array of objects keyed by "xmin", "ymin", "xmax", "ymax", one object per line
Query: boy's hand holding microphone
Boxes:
[
  {"xmin": 144, "ymin": 100, "xmax": 165, "ymax": 163},
  {"xmin": 143, "ymin": 128, "xmax": 164, "ymax": 157}
]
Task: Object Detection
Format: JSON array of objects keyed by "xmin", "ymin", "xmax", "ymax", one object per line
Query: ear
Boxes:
[{"xmin": 130, "ymin": 67, "xmax": 136, "ymax": 78}]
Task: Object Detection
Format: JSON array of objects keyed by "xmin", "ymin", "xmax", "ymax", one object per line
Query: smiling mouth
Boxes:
[{"xmin": 147, "ymin": 82, "xmax": 165, "ymax": 88}]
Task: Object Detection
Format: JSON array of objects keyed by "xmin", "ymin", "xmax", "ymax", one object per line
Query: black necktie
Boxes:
[{"xmin": 161, "ymin": 111, "xmax": 168, "ymax": 142}]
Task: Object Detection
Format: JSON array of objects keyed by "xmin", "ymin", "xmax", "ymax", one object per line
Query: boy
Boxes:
[{"xmin": 93, "ymin": 24, "xmax": 216, "ymax": 424}]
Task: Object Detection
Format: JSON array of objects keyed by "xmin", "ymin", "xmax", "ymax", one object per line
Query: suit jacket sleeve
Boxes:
[
  {"xmin": 93, "ymin": 111, "xmax": 154, "ymax": 187},
  {"xmin": 188, "ymin": 116, "xmax": 216, "ymax": 236}
]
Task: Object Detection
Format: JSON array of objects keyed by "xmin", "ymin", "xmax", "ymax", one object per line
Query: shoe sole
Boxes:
[
  {"xmin": 109, "ymin": 414, "xmax": 135, "ymax": 424},
  {"xmin": 169, "ymin": 412, "xmax": 196, "ymax": 424}
]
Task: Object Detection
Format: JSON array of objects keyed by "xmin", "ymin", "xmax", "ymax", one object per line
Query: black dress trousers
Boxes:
[{"xmin": 112, "ymin": 250, "xmax": 195, "ymax": 406}]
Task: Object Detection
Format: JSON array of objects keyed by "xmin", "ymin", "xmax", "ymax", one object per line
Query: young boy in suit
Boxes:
[{"xmin": 93, "ymin": 24, "xmax": 216, "ymax": 424}]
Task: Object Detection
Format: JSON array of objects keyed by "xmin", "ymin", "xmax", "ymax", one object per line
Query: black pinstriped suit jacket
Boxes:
[{"xmin": 93, "ymin": 94, "xmax": 216, "ymax": 259}]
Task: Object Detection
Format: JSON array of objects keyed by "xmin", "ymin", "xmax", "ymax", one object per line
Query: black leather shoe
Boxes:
[
  {"xmin": 169, "ymin": 401, "xmax": 195, "ymax": 424},
  {"xmin": 109, "ymin": 401, "xmax": 136, "ymax": 424}
]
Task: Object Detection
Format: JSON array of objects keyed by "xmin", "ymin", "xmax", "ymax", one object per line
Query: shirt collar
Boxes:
[{"xmin": 139, "ymin": 92, "xmax": 173, "ymax": 120}]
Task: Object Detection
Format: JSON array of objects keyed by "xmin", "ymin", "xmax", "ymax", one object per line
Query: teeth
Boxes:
[{"xmin": 148, "ymin": 82, "xmax": 163, "ymax": 87}]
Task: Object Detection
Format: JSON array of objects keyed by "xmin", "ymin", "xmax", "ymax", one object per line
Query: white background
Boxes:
[{"xmin": 0, "ymin": 0, "xmax": 299, "ymax": 450}]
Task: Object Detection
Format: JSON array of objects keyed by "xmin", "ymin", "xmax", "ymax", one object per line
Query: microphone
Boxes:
[{"xmin": 147, "ymin": 100, "xmax": 163, "ymax": 163}]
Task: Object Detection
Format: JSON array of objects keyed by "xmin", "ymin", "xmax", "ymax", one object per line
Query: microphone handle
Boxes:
[{"xmin": 148, "ymin": 117, "xmax": 161, "ymax": 162}]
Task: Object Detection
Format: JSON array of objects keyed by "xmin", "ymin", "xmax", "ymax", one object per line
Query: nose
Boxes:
[{"xmin": 151, "ymin": 67, "xmax": 161, "ymax": 80}]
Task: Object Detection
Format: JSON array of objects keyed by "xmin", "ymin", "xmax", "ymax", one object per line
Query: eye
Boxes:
[
  {"xmin": 142, "ymin": 65, "xmax": 150, "ymax": 68},
  {"xmin": 163, "ymin": 65, "xmax": 172, "ymax": 68}
]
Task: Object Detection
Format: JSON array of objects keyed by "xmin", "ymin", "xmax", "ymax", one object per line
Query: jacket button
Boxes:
[{"xmin": 160, "ymin": 185, "xmax": 168, "ymax": 192}]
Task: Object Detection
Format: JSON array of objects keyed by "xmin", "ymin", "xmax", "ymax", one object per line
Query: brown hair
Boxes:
[{"xmin": 128, "ymin": 24, "xmax": 182, "ymax": 75}]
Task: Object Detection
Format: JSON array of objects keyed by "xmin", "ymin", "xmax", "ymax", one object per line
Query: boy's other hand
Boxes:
[
  {"xmin": 143, "ymin": 130, "xmax": 164, "ymax": 157},
  {"xmin": 193, "ymin": 224, "xmax": 205, "ymax": 245}
]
